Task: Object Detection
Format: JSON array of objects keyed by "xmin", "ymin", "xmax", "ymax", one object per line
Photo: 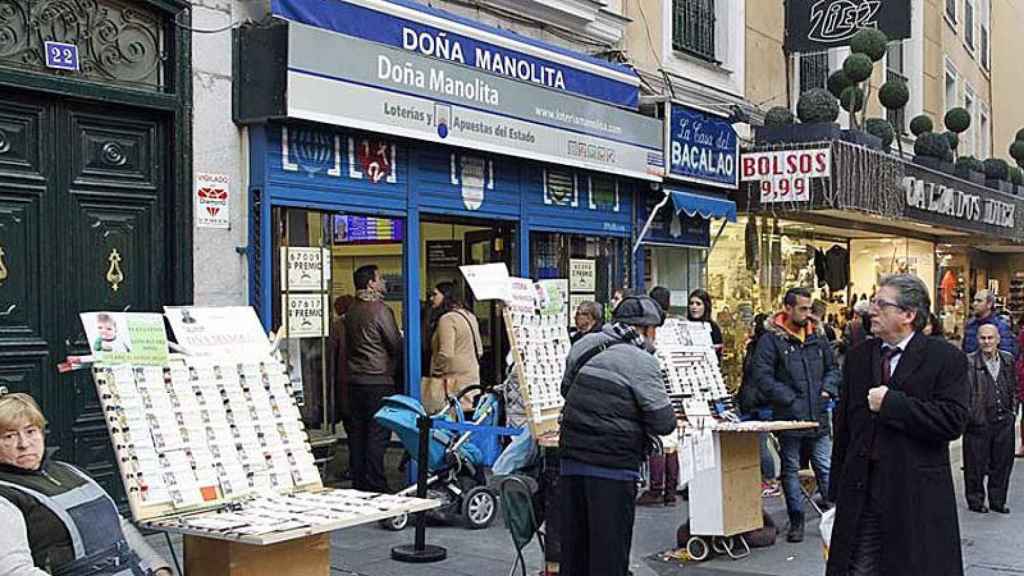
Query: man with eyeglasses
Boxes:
[
  {"xmin": 962, "ymin": 289, "xmax": 1016, "ymax": 356},
  {"xmin": 751, "ymin": 286, "xmax": 839, "ymax": 543},
  {"xmin": 826, "ymin": 274, "xmax": 968, "ymax": 576}
]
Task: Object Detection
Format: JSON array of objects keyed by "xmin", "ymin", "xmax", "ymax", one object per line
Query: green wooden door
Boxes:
[{"xmin": 0, "ymin": 87, "xmax": 169, "ymax": 500}]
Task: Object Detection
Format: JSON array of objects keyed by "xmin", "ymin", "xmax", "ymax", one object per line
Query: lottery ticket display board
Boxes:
[
  {"xmin": 655, "ymin": 319, "xmax": 730, "ymax": 417},
  {"xmin": 85, "ymin": 308, "xmax": 436, "ymax": 546},
  {"xmin": 502, "ymin": 277, "xmax": 571, "ymax": 438}
]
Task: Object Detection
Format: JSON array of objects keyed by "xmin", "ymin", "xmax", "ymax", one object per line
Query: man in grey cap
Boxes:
[{"xmin": 559, "ymin": 295, "xmax": 677, "ymax": 576}]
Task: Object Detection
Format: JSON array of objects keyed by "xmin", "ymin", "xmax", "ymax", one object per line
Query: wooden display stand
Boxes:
[{"xmin": 184, "ymin": 533, "xmax": 329, "ymax": 576}]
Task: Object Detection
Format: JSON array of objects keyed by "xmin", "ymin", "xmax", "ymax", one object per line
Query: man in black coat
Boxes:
[
  {"xmin": 827, "ymin": 274, "xmax": 969, "ymax": 576},
  {"xmin": 752, "ymin": 287, "xmax": 839, "ymax": 543},
  {"xmin": 963, "ymin": 323, "xmax": 1017, "ymax": 514}
]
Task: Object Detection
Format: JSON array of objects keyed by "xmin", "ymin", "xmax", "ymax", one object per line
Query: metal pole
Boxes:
[{"xmin": 392, "ymin": 415, "xmax": 447, "ymax": 562}]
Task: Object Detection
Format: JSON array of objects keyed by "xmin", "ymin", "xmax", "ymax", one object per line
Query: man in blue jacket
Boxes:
[
  {"xmin": 752, "ymin": 287, "xmax": 840, "ymax": 543},
  {"xmin": 963, "ymin": 290, "xmax": 1017, "ymax": 356}
]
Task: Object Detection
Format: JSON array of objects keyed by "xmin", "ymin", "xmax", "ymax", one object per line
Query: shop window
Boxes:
[
  {"xmin": 886, "ymin": 42, "xmax": 908, "ymax": 134},
  {"xmin": 672, "ymin": 0, "xmax": 717, "ymax": 63},
  {"xmin": 272, "ymin": 207, "xmax": 405, "ymax": 437},
  {"xmin": 530, "ymin": 232, "xmax": 626, "ymax": 322}
]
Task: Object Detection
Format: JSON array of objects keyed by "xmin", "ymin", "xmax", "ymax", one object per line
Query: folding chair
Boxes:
[{"xmin": 499, "ymin": 476, "xmax": 546, "ymax": 576}]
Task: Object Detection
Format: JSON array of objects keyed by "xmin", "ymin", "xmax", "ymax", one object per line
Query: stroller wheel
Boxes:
[
  {"xmin": 461, "ymin": 486, "xmax": 498, "ymax": 530},
  {"xmin": 379, "ymin": 512, "xmax": 409, "ymax": 531}
]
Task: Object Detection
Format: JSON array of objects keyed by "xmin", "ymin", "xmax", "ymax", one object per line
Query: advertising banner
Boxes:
[
  {"xmin": 784, "ymin": 0, "xmax": 912, "ymax": 53},
  {"xmin": 80, "ymin": 312, "xmax": 169, "ymax": 365},
  {"xmin": 741, "ymin": 147, "xmax": 832, "ymax": 203},
  {"xmin": 286, "ymin": 22, "xmax": 664, "ymax": 181}
]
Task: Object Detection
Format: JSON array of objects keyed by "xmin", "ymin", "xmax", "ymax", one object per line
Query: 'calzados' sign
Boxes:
[
  {"xmin": 903, "ymin": 177, "xmax": 1016, "ymax": 229},
  {"xmin": 665, "ymin": 104, "xmax": 738, "ymax": 189},
  {"xmin": 784, "ymin": 0, "xmax": 912, "ymax": 53}
]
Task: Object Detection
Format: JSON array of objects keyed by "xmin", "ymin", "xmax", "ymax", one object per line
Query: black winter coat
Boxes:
[
  {"xmin": 559, "ymin": 327, "xmax": 676, "ymax": 470},
  {"xmin": 750, "ymin": 316, "xmax": 839, "ymax": 436},
  {"xmin": 826, "ymin": 333, "xmax": 968, "ymax": 576}
]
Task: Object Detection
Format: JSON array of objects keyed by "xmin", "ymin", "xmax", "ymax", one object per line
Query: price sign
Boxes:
[
  {"xmin": 741, "ymin": 147, "xmax": 831, "ymax": 204},
  {"xmin": 44, "ymin": 41, "xmax": 79, "ymax": 71}
]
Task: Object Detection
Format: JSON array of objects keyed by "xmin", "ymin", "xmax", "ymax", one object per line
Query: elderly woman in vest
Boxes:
[{"xmin": 0, "ymin": 392, "xmax": 172, "ymax": 576}]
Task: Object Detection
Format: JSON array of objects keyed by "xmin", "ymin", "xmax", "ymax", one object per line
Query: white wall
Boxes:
[
  {"xmin": 191, "ymin": 0, "xmax": 250, "ymax": 306},
  {"xmin": 659, "ymin": 0, "xmax": 746, "ymax": 98}
]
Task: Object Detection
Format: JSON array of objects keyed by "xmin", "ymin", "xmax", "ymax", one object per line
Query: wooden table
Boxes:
[{"xmin": 184, "ymin": 533, "xmax": 329, "ymax": 576}]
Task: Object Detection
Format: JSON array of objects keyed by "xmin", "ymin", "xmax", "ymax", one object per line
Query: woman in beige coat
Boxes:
[{"xmin": 428, "ymin": 282, "xmax": 483, "ymax": 411}]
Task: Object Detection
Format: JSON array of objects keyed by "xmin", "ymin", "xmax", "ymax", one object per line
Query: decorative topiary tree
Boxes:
[
  {"xmin": 910, "ymin": 114, "xmax": 934, "ymax": 136},
  {"xmin": 1010, "ymin": 166, "xmax": 1024, "ymax": 189},
  {"xmin": 914, "ymin": 132, "xmax": 952, "ymax": 170},
  {"xmin": 1009, "ymin": 138, "xmax": 1024, "ymax": 168},
  {"xmin": 797, "ymin": 88, "xmax": 840, "ymax": 124},
  {"xmin": 944, "ymin": 107, "xmax": 971, "ymax": 159},
  {"xmin": 849, "ymin": 28, "xmax": 889, "ymax": 61},
  {"xmin": 840, "ymin": 86, "xmax": 865, "ymax": 114},
  {"xmin": 827, "ymin": 70, "xmax": 852, "ymax": 99},
  {"xmin": 954, "ymin": 155, "xmax": 983, "ymax": 179},
  {"xmin": 943, "ymin": 131, "xmax": 960, "ymax": 152},
  {"xmin": 983, "ymin": 157, "xmax": 1010, "ymax": 183},
  {"xmin": 764, "ymin": 106, "xmax": 795, "ymax": 127},
  {"xmin": 1016, "ymin": 128, "xmax": 1024, "ymax": 142},
  {"xmin": 878, "ymin": 80, "xmax": 910, "ymax": 155},
  {"xmin": 865, "ymin": 118, "xmax": 895, "ymax": 151}
]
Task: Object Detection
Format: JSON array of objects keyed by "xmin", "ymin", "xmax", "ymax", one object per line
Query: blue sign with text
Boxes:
[
  {"xmin": 271, "ymin": 0, "xmax": 640, "ymax": 108},
  {"xmin": 666, "ymin": 104, "xmax": 738, "ymax": 189},
  {"xmin": 44, "ymin": 41, "xmax": 79, "ymax": 71}
]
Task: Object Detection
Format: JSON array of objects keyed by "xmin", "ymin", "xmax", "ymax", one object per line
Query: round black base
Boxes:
[{"xmin": 391, "ymin": 544, "xmax": 448, "ymax": 563}]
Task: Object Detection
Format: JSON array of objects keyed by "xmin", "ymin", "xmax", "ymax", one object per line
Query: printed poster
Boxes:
[
  {"xmin": 280, "ymin": 247, "xmax": 332, "ymax": 291},
  {"xmin": 80, "ymin": 312, "xmax": 169, "ymax": 365},
  {"xmin": 194, "ymin": 173, "xmax": 230, "ymax": 229},
  {"xmin": 569, "ymin": 259, "xmax": 596, "ymax": 292},
  {"xmin": 460, "ymin": 263, "xmax": 511, "ymax": 302},
  {"xmin": 281, "ymin": 293, "xmax": 330, "ymax": 338},
  {"xmin": 569, "ymin": 293, "xmax": 595, "ymax": 316},
  {"xmin": 164, "ymin": 306, "xmax": 271, "ymax": 357}
]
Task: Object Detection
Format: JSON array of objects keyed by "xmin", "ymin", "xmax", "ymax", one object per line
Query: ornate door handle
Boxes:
[
  {"xmin": 0, "ymin": 245, "xmax": 8, "ymax": 283},
  {"xmin": 106, "ymin": 249, "xmax": 124, "ymax": 292},
  {"xmin": 0, "ymin": 304, "xmax": 15, "ymax": 317}
]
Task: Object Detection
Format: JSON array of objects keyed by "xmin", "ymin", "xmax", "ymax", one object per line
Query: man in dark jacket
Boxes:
[
  {"xmin": 344, "ymin": 264, "xmax": 403, "ymax": 493},
  {"xmin": 963, "ymin": 324, "xmax": 1017, "ymax": 514},
  {"xmin": 751, "ymin": 287, "xmax": 839, "ymax": 543},
  {"xmin": 560, "ymin": 296, "xmax": 676, "ymax": 576},
  {"xmin": 827, "ymin": 274, "xmax": 968, "ymax": 576},
  {"xmin": 963, "ymin": 289, "xmax": 1017, "ymax": 356}
]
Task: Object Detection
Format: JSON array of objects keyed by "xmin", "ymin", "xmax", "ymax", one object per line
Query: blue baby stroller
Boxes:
[{"xmin": 374, "ymin": 385, "xmax": 503, "ymax": 530}]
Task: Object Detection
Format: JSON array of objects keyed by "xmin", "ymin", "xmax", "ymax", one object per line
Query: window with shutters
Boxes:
[{"xmin": 672, "ymin": 0, "xmax": 717, "ymax": 63}]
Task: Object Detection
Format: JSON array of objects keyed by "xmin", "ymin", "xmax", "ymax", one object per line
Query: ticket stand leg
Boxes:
[{"xmin": 392, "ymin": 416, "xmax": 447, "ymax": 563}]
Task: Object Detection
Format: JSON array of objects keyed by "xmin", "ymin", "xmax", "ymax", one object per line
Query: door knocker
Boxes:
[{"xmin": 106, "ymin": 249, "xmax": 124, "ymax": 292}]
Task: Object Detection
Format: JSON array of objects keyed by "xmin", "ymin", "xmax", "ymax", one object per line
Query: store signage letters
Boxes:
[
  {"xmin": 271, "ymin": 0, "xmax": 639, "ymax": 108},
  {"xmin": 784, "ymin": 0, "xmax": 912, "ymax": 53},
  {"xmin": 286, "ymin": 22, "xmax": 663, "ymax": 181},
  {"xmin": 903, "ymin": 176, "xmax": 1016, "ymax": 229},
  {"xmin": 666, "ymin": 104, "xmax": 739, "ymax": 189},
  {"xmin": 740, "ymin": 148, "xmax": 831, "ymax": 203}
]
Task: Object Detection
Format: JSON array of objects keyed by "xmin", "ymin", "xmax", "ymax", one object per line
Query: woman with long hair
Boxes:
[
  {"xmin": 687, "ymin": 289, "xmax": 724, "ymax": 359},
  {"xmin": 427, "ymin": 282, "xmax": 484, "ymax": 412}
]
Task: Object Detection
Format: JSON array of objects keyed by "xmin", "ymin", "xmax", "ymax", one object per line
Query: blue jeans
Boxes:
[{"xmin": 778, "ymin": 434, "xmax": 832, "ymax": 520}]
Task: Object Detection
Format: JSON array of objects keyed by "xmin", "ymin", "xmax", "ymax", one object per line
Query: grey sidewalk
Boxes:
[{"xmin": 150, "ymin": 437, "xmax": 1024, "ymax": 575}]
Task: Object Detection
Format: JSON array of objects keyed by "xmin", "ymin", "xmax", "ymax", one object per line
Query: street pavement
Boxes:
[{"xmin": 151, "ymin": 436, "xmax": 1024, "ymax": 575}]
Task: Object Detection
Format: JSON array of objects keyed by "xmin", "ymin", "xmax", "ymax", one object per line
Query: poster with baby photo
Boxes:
[{"xmin": 80, "ymin": 312, "xmax": 169, "ymax": 365}]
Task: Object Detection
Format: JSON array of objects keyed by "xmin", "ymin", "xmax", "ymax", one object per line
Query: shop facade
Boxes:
[
  {"xmin": 635, "ymin": 103, "xmax": 739, "ymax": 316},
  {"xmin": 235, "ymin": 0, "xmax": 663, "ymax": 435},
  {"xmin": 711, "ymin": 140, "xmax": 1024, "ymax": 378}
]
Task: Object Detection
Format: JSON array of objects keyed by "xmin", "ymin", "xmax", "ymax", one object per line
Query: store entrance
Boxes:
[{"xmin": 420, "ymin": 216, "xmax": 516, "ymax": 388}]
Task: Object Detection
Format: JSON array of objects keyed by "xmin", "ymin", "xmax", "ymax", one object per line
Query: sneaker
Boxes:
[
  {"xmin": 636, "ymin": 490, "xmax": 664, "ymax": 506},
  {"xmin": 762, "ymin": 481, "xmax": 782, "ymax": 498}
]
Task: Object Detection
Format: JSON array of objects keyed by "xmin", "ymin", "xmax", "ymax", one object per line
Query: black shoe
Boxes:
[
  {"xmin": 990, "ymin": 505, "xmax": 1010, "ymax": 514},
  {"xmin": 968, "ymin": 504, "xmax": 989, "ymax": 513},
  {"xmin": 786, "ymin": 520, "xmax": 805, "ymax": 543}
]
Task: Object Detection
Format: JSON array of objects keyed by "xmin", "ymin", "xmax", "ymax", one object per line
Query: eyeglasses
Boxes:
[
  {"xmin": 0, "ymin": 426, "xmax": 42, "ymax": 449},
  {"xmin": 870, "ymin": 298, "xmax": 904, "ymax": 311}
]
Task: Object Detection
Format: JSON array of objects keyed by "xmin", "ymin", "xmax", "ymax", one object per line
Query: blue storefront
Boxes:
[
  {"xmin": 235, "ymin": 0, "xmax": 663, "ymax": 430},
  {"xmin": 634, "ymin": 103, "xmax": 739, "ymax": 313}
]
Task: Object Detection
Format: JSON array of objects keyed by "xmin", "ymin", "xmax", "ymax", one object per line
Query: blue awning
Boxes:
[{"xmin": 669, "ymin": 189, "xmax": 737, "ymax": 222}]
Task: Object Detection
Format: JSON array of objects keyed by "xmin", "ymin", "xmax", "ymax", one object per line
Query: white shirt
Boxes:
[{"xmin": 883, "ymin": 332, "xmax": 916, "ymax": 378}]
